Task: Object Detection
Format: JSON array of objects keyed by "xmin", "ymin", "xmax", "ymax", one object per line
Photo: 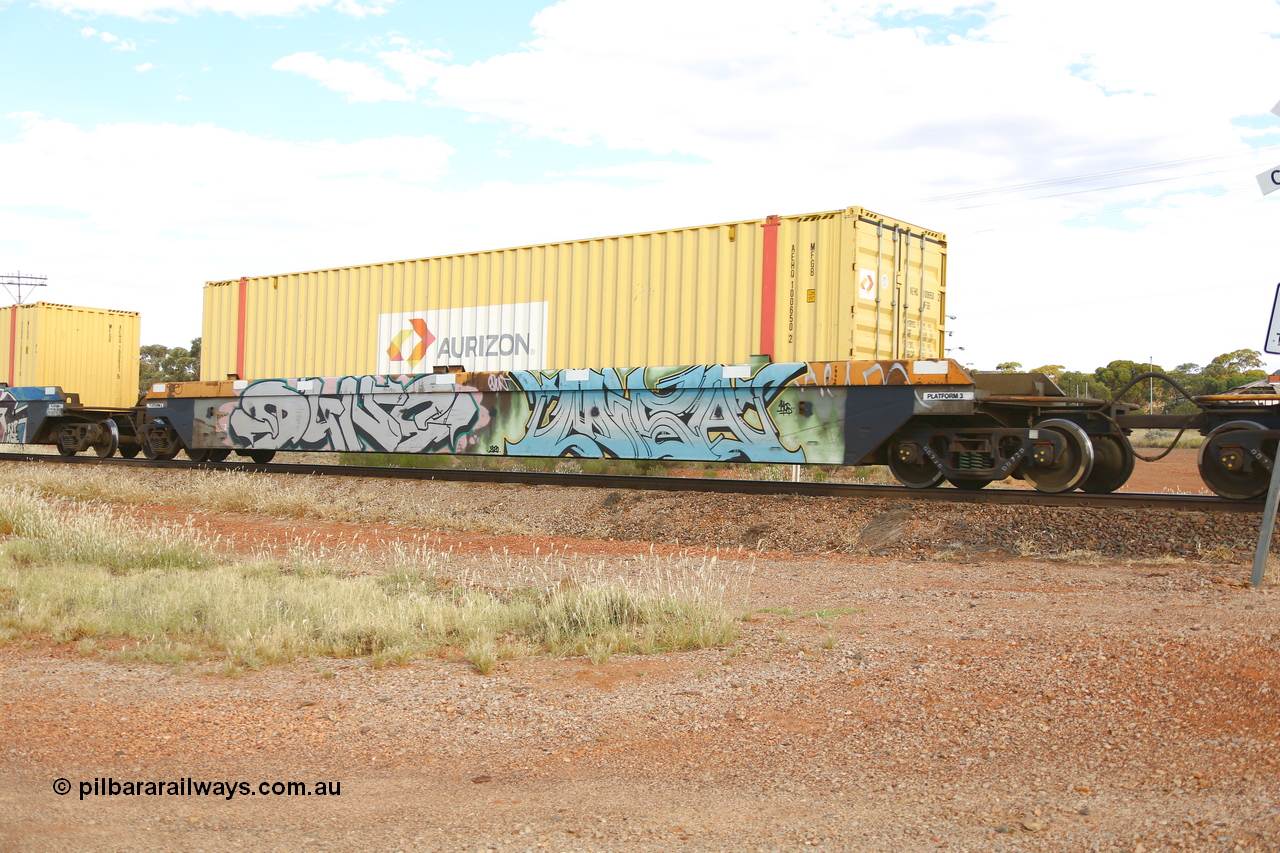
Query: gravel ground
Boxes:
[{"xmin": 0, "ymin": 461, "xmax": 1278, "ymax": 853}]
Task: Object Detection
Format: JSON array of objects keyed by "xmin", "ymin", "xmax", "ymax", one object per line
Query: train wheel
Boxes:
[
  {"xmin": 1078, "ymin": 433, "xmax": 1135, "ymax": 494},
  {"xmin": 1198, "ymin": 421, "xmax": 1273, "ymax": 500},
  {"xmin": 141, "ymin": 429, "xmax": 181, "ymax": 461},
  {"xmin": 947, "ymin": 477, "xmax": 991, "ymax": 490},
  {"xmin": 117, "ymin": 444, "xmax": 140, "ymax": 459},
  {"xmin": 92, "ymin": 421, "xmax": 120, "ymax": 459},
  {"xmin": 247, "ymin": 450, "xmax": 275, "ymax": 464},
  {"xmin": 887, "ymin": 445, "xmax": 943, "ymax": 489},
  {"xmin": 56, "ymin": 443, "xmax": 77, "ymax": 457},
  {"xmin": 1021, "ymin": 419, "xmax": 1094, "ymax": 494},
  {"xmin": 189, "ymin": 449, "xmax": 232, "ymax": 463}
]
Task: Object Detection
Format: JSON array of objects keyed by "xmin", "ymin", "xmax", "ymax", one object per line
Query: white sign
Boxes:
[
  {"xmin": 1258, "ymin": 166, "xmax": 1280, "ymax": 196},
  {"xmin": 857, "ymin": 268, "xmax": 876, "ymax": 299},
  {"xmin": 1267, "ymin": 284, "xmax": 1280, "ymax": 355},
  {"xmin": 1272, "ymin": 98, "xmax": 1280, "ymax": 118},
  {"xmin": 377, "ymin": 302, "xmax": 549, "ymax": 373}
]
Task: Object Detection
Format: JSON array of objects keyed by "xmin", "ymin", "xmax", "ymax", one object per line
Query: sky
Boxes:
[{"xmin": 2, "ymin": 0, "xmax": 1280, "ymax": 374}]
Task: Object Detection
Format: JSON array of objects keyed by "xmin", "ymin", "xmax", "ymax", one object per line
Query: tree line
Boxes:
[
  {"xmin": 139, "ymin": 338, "xmax": 200, "ymax": 392},
  {"xmin": 994, "ymin": 349, "xmax": 1271, "ymax": 414}
]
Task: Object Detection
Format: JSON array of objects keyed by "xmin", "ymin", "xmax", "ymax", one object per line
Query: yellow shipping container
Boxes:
[
  {"xmin": 202, "ymin": 207, "xmax": 946, "ymax": 380},
  {"xmin": 0, "ymin": 302, "xmax": 141, "ymax": 409}
]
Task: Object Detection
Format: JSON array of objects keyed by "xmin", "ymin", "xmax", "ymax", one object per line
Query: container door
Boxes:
[
  {"xmin": 848, "ymin": 211, "xmax": 947, "ymax": 361},
  {"xmin": 849, "ymin": 214, "xmax": 900, "ymax": 360}
]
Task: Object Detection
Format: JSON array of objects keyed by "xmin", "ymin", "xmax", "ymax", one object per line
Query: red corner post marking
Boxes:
[
  {"xmin": 6, "ymin": 307, "xmax": 16, "ymax": 387},
  {"xmin": 760, "ymin": 215, "xmax": 781, "ymax": 358},
  {"xmin": 236, "ymin": 277, "xmax": 248, "ymax": 380}
]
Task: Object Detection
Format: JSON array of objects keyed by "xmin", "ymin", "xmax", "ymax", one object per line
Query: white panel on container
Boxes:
[{"xmin": 376, "ymin": 302, "xmax": 549, "ymax": 374}]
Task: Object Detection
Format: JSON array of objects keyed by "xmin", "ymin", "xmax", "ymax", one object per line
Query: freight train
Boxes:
[
  {"xmin": 2, "ymin": 356, "xmax": 1278, "ymax": 500},
  {"xmin": 2, "ymin": 208, "xmax": 1277, "ymax": 500}
]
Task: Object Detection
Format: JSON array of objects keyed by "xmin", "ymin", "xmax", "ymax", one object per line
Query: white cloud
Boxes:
[
  {"xmin": 270, "ymin": 46, "xmax": 446, "ymax": 101},
  {"xmin": 134, "ymin": 62, "xmax": 155, "ymax": 72},
  {"xmin": 17, "ymin": 1, "xmax": 1280, "ymax": 371},
  {"xmin": 42, "ymin": 0, "xmax": 390, "ymax": 18},
  {"xmin": 79, "ymin": 26, "xmax": 137, "ymax": 50},
  {"xmin": 376, "ymin": 47, "xmax": 444, "ymax": 89},
  {"xmin": 330, "ymin": 0, "xmax": 388, "ymax": 18},
  {"xmin": 389, "ymin": 0, "xmax": 1280, "ymax": 191},
  {"xmin": 272, "ymin": 52, "xmax": 414, "ymax": 103},
  {"xmin": 0, "ymin": 112, "xmax": 452, "ymax": 343}
]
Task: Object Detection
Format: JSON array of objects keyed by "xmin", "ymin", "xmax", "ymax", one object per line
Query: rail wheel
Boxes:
[
  {"xmin": 1021, "ymin": 419, "xmax": 1094, "ymax": 494},
  {"xmin": 55, "ymin": 443, "xmax": 77, "ymax": 457},
  {"xmin": 188, "ymin": 448, "xmax": 233, "ymax": 463},
  {"xmin": 92, "ymin": 421, "xmax": 120, "ymax": 459},
  {"xmin": 947, "ymin": 477, "xmax": 992, "ymax": 490},
  {"xmin": 117, "ymin": 444, "xmax": 140, "ymax": 459},
  {"xmin": 141, "ymin": 427, "xmax": 181, "ymax": 461},
  {"xmin": 141, "ymin": 443, "xmax": 180, "ymax": 461},
  {"xmin": 887, "ymin": 442, "xmax": 943, "ymax": 489},
  {"xmin": 1198, "ymin": 421, "xmax": 1273, "ymax": 500},
  {"xmin": 247, "ymin": 450, "xmax": 275, "ymax": 464},
  {"xmin": 1078, "ymin": 433, "xmax": 1135, "ymax": 494}
]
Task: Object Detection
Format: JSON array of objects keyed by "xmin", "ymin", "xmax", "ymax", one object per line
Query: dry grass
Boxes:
[
  {"xmin": 0, "ymin": 487, "xmax": 740, "ymax": 671},
  {"xmin": 1129, "ymin": 429, "xmax": 1203, "ymax": 449},
  {"xmin": 0, "ymin": 464, "xmax": 534, "ymax": 535}
]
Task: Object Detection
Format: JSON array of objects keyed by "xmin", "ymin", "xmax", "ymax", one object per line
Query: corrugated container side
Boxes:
[
  {"xmin": 202, "ymin": 207, "xmax": 946, "ymax": 381},
  {"xmin": 0, "ymin": 302, "xmax": 140, "ymax": 408}
]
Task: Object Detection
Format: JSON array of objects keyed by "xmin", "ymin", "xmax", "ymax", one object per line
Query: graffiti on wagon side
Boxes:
[
  {"xmin": 0, "ymin": 389, "xmax": 24, "ymax": 444},
  {"xmin": 505, "ymin": 363, "xmax": 808, "ymax": 462},
  {"xmin": 224, "ymin": 375, "xmax": 489, "ymax": 453}
]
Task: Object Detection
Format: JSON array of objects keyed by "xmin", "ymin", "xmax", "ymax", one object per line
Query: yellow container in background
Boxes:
[
  {"xmin": 0, "ymin": 302, "xmax": 141, "ymax": 408},
  {"xmin": 202, "ymin": 207, "xmax": 946, "ymax": 380}
]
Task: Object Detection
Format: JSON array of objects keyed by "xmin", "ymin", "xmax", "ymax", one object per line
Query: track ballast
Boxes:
[{"xmin": 0, "ymin": 452, "xmax": 1261, "ymax": 515}]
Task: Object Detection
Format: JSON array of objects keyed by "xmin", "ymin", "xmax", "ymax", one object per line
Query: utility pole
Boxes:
[{"xmin": 0, "ymin": 272, "xmax": 47, "ymax": 305}]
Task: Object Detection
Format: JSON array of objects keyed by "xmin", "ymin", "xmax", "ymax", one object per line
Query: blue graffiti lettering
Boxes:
[{"xmin": 505, "ymin": 364, "xmax": 807, "ymax": 462}]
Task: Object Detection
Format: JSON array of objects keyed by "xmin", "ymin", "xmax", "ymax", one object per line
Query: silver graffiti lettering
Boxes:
[{"xmin": 226, "ymin": 376, "xmax": 488, "ymax": 453}]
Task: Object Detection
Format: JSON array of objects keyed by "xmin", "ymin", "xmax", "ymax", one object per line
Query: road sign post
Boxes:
[
  {"xmin": 1253, "ymin": 283, "xmax": 1280, "ymax": 587},
  {"xmin": 1252, "ymin": 100, "xmax": 1280, "ymax": 586},
  {"xmin": 1253, "ymin": 459, "xmax": 1280, "ymax": 588}
]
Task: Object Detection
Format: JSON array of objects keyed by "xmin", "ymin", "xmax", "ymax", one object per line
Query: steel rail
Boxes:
[{"xmin": 0, "ymin": 452, "xmax": 1261, "ymax": 514}]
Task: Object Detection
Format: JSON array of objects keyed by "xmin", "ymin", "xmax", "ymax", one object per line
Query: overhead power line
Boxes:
[
  {"xmin": 1, "ymin": 272, "xmax": 47, "ymax": 305},
  {"xmin": 917, "ymin": 143, "xmax": 1280, "ymax": 205}
]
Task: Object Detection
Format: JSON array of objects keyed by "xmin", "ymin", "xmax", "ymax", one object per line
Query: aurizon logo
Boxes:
[{"xmin": 385, "ymin": 318, "xmax": 435, "ymax": 368}]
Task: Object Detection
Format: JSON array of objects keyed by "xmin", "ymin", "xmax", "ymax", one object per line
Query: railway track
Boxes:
[{"xmin": 0, "ymin": 452, "xmax": 1262, "ymax": 514}]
